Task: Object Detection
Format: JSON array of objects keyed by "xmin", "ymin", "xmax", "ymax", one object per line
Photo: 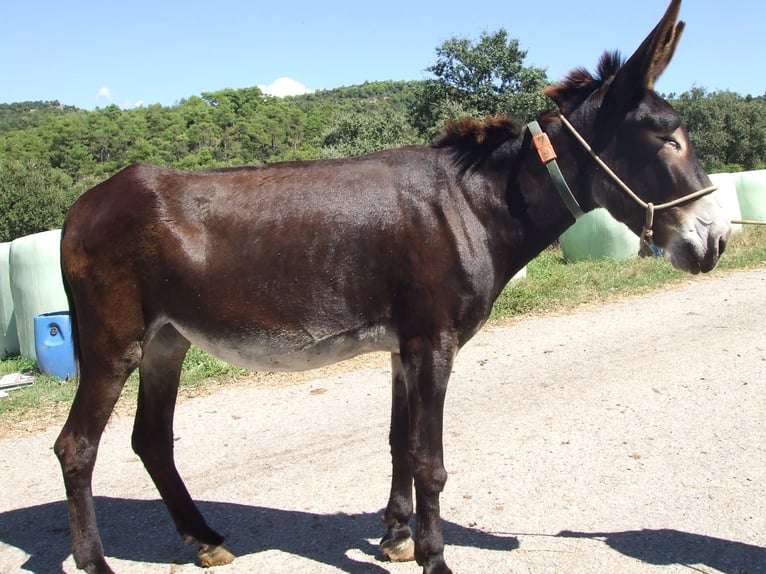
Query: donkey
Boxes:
[{"xmin": 55, "ymin": 1, "xmax": 729, "ymax": 572}]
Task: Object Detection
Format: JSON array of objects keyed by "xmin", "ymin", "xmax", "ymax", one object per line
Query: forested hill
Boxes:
[
  {"xmin": 0, "ymin": 81, "xmax": 425, "ymax": 182},
  {"xmin": 2, "ymin": 80, "xmax": 764, "ymax": 187},
  {"xmin": 290, "ymin": 80, "xmax": 420, "ymax": 114},
  {"xmin": 0, "ymin": 81, "xmax": 419, "ymax": 136},
  {"xmin": 0, "ymin": 101, "xmax": 79, "ymax": 132}
]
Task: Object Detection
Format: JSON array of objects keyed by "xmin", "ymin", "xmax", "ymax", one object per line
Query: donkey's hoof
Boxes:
[
  {"xmin": 198, "ymin": 543, "xmax": 236, "ymax": 567},
  {"xmin": 380, "ymin": 535, "xmax": 415, "ymax": 562},
  {"xmin": 79, "ymin": 557, "xmax": 115, "ymax": 574}
]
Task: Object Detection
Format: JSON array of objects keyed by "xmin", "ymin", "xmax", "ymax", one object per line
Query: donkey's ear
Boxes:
[
  {"xmin": 606, "ymin": 0, "xmax": 685, "ymax": 106},
  {"xmin": 629, "ymin": 0, "xmax": 685, "ymax": 90}
]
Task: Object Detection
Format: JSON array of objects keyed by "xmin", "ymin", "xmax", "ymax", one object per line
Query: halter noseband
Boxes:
[{"xmin": 527, "ymin": 115, "xmax": 718, "ymax": 252}]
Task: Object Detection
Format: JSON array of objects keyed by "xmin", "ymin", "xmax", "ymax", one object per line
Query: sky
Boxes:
[{"xmin": 2, "ymin": 0, "xmax": 764, "ymax": 111}]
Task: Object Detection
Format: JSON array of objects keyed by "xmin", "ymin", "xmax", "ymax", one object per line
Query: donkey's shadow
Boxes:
[
  {"xmin": 559, "ymin": 529, "xmax": 766, "ymax": 574},
  {"xmin": 0, "ymin": 496, "xmax": 518, "ymax": 573}
]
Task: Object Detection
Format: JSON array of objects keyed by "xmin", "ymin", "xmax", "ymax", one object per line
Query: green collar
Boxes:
[{"xmin": 527, "ymin": 120, "xmax": 585, "ymax": 219}]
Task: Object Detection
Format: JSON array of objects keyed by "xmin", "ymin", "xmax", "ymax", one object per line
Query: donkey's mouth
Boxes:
[{"xmin": 668, "ymin": 223, "xmax": 729, "ymax": 274}]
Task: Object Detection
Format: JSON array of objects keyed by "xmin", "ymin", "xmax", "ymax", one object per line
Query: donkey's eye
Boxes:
[{"xmin": 660, "ymin": 135, "xmax": 681, "ymax": 151}]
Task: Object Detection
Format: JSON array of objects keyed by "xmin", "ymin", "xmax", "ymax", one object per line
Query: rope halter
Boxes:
[{"xmin": 528, "ymin": 114, "xmax": 718, "ymax": 254}]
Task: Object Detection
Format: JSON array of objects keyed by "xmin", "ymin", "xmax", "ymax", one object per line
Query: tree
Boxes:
[
  {"xmin": 672, "ymin": 89, "xmax": 766, "ymax": 172},
  {"xmin": 0, "ymin": 101, "xmax": 77, "ymax": 133},
  {"xmin": 0, "ymin": 160, "xmax": 79, "ymax": 242},
  {"xmin": 410, "ymin": 29, "xmax": 550, "ymax": 137},
  {"xmin": 319, "ymin": 109, "xmax": 419, "ymax": 158}
]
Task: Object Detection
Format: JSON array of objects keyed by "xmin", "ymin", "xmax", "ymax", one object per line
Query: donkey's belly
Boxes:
[{"xmin": 173, "ymin": 321, "xmax": 399, "ymax": 372}]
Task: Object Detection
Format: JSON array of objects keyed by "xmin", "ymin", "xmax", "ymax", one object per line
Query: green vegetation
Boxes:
[
  {"xmin": 409, "ymin": 29, "xmax": 549, "ymax": 137},
  {"xmin": 492, "ymin": 250, "xmax": 684, "ymax": 318},
  {"xmin": 493, "ymin": 227, "xmax": 766, "ymax": 319},
  {"xmin": 671, "ymin": 88, "xmax": 766, "ymax": 172},
  {"xmin": 0, "ymin": 160, "xmax": 84, "ymax": 242},
  {"xmin": 0, "ymin": 343, "xmax": 249, "ymax": 422},
  {"xmin": 179, "ymin": 346, "xmax": 250, "ymax": 387},
  {"xmin": 0, "ymin": 358, "xmax": 73, "ymax": 415}
]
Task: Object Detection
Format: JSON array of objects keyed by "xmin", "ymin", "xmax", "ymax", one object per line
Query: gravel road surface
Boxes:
[{"xmin": 1, "ymin": 268, "xmax": 764, "ymax": 573}]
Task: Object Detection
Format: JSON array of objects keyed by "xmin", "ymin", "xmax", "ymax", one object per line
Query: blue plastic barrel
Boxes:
[{"xmin": 34, "ymin": 311, "xmax": 77, "ymax": 380}]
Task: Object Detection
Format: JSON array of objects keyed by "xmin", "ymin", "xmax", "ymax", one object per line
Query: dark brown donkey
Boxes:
[{"xmin": 55, "ymin": 2, "xmax": 730, "ymax": 572}]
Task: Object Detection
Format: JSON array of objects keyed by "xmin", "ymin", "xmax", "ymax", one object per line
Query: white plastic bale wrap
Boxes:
[
  {"xmin": 9, "ymin": 230, "xmax": 69, "ymax": 360},
  {"xmin": 510, "ymin": 267, "xmax": 527, "ymax": 282},
  {"xmin": 559, "ymin": 208, "xmax": 640, "ymax": 262},
  {"xmin": 708, "ymin": 173, "xmax": 743, "ymax": 234},
  {"xmin": 736, "ymin": 169, "xmax": 766, "ymax": 222},
  {"xmin": 0, "ymin": 242, "xmax": 20, "ymax": 357}
]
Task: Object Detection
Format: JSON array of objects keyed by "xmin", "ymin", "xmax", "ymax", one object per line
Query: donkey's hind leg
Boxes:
[
  {"xmin": 131, "ymin": 323, "xmax": 234, "ymax": 567},
  {"xmin": 381, "ymin": 352, "xmax": 416, "ymax": 562},
  {"xmin": 54, "ymin": 340, "xmax": 142, "ymax": 574}
]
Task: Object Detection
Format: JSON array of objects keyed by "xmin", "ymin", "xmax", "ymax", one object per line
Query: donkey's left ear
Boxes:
[
  {"xmin": 622, "ymin": 0, "xmax": 685, "ymax": 92},
  {"xmin": 604, "ymin": 0, "xmax": 685, "ymax": 118}
]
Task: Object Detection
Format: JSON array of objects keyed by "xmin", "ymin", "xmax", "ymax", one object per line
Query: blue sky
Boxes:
[{"xmin": 2, "ymin": 0, "xmax": 764, "ymax": 110}]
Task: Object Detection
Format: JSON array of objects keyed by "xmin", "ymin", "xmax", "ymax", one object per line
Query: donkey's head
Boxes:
[{"xmin": 544, "ymin": 0, "xmax": 730, "ymax": 273}]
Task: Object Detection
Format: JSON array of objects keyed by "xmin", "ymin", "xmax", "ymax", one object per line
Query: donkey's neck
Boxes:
[{"xmin": 489, "ymin": 122, "xmax": 588, "ymax": 284}]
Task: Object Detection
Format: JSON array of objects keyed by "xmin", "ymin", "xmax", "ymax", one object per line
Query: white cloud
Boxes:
[
  {"xmin": 95, "ymin": 87, "xmax": 144, "ymax": 109},
  {"xmin": 96, "ymin": 86, "xmax": 113, "ymax": 101},
  {"xmin": 258, "ymin": 77, "xmax": 312, "ymax": 97}
]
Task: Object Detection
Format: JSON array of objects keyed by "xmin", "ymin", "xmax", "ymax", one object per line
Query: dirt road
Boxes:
[{"xmin": 1, "ymin": 268, "xmax": 764, "ymax": 573}]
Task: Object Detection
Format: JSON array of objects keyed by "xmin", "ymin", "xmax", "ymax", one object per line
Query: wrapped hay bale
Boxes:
[
  {"xmin": 736, "ymin": 170, "xmax": 766, "ymax": 222},
  {"xmin": 0, "ymin": 242, "xmax": 19, "ymax": 357},
  {"xmin": 708, "ymin": 172, "xmax": 743, "ymax": 234},
  {"xmin": 9, "ymin": 230, "xmax": 69, "ymax": 360},
  {"xmin": 559, "ymin": 208, "xmax": 640, "ymax": 262}
]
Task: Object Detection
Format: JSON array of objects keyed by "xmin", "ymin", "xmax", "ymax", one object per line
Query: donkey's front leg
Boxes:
[{"xmin": 401, "ymin": 334, "xmax": 456, "ymax": 574}]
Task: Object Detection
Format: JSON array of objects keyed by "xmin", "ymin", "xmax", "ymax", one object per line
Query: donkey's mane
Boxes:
[
  {"xmin": 433, "ymin": 50, "xmax": 626, "ymax": 172},
  {"xmin": 433, "ymin": 115, "xmax": 523, "ymax": 173},
  {"xmin": 434, "ymin": 115, "xmax": 523, "ymax": 146},
  {"xmin": 544, "ymin": 50, "xmax": 626, "ymax": 113}
]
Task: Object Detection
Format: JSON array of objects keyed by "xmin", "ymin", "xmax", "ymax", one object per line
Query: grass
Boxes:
[
  {"xmin": 0, "ymin": 344, "xmax": 248, "ymax": 425},
  {"xmin": 492, "ymin": 250, "xmax": 684, "ymax": 318},
  {"xmin": 0, "ymin": 356, "xmax": 71, "ymax": 410},
  {"xmin": 493, "ymin": 225, "xmax": 766, "ymax": 319},
  {"xmin": 2, "ymin": 226, "xmax": 765, "ymax": 426}
]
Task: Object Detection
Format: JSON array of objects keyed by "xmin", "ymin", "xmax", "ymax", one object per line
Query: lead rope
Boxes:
[{"xmin": 556, "ymin": 114, "xmax": 718, "ymax": 251}]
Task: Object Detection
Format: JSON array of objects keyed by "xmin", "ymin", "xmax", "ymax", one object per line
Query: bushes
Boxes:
[{"xmin": 0, "ymin": 160, "xmax": 80, "ymax": 243}]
